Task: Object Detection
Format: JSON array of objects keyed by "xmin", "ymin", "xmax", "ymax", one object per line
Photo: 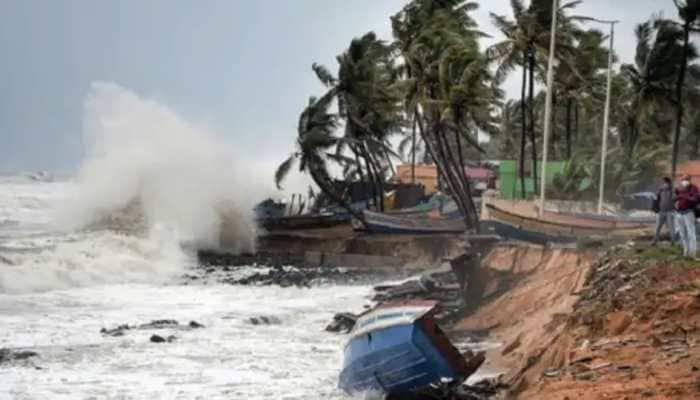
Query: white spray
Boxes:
[{"xmin": 61, "ymin": 82, "xmax": 260, "ymax": 251}]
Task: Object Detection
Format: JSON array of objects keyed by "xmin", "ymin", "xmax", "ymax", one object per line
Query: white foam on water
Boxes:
[
  {"xmin": 0, "ymin": 283, "xmax": 372, "ymax": 400},
  {"xmin": 0, "ymin": 228, "xmax": 187, "ymax": 294}
]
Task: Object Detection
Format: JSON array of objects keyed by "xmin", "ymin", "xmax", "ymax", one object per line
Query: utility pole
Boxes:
[
  {"xmin": 593, "ymin": 19, "xmax": 619, "ymax": 215},
  {"xmin": 538, "ymin": 0, "xmax": 559, "ymax": 217}
]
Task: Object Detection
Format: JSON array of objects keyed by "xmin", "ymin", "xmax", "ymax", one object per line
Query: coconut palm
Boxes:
[
  {"xmin": 394, "ymin": 1, "xmax": 497, "ymax": 229},
  {"xmin": 621, "ymin": 19, "xmax": 691, "ymax": 155},
  {"xmin": 313, "ymin": 32, "xmax": 404, "ymax": 211},
  {"xmin": 489, "ymin": 0, "xmax": 583, "ymax": 196},
  {"xmin": 671, "ymin": 0, "xmax": 700, "ymax": 178},
  {"xmin": 274, "ymin": 93, "xmax": 363, "ymax": 221},
  {"xmin": 554, "ymin": 28, "xmax": 609, "ymax": 159}
]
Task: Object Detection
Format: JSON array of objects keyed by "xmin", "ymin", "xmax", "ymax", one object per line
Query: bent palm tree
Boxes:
[{"xmin": 275, "ymin": 94, "xmax": 363, "ymax": 222}]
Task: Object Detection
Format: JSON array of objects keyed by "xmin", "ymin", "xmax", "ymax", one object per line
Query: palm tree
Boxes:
[
  {"xmin": 621, "ymin": 19, "xmax": 690, "ymax": 156},
  {"xmin": 274, "ymin": 93, "xmax": 363, "ymax": 222},
  {"xmin": 489, "ymin": 0, "xmax": 582, "ymax": 196},
  {"xmin": 487, "ymin": 100, "xmax": 522, "ymax": 160},
  {"xmin": 394, "ymin": 0, "xmax": 497, "ymax": 229},
  {"xmin": 554, "ymin": 28, "xmax": 609, "ymax": 159},
  {"xmin": 313, "ymin": 32, "xmax": 404, "ymax": 211},
  {"xmin": 671, "ymin": 0, "xmax": 700, "ymax": 178}
]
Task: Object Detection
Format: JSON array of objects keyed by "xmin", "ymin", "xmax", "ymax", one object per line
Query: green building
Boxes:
[{"xmin": 499, "ymin": 160, "xmax": 566, "ymax": 200}]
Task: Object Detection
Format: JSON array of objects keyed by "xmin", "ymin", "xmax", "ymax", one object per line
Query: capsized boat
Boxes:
[{"xmin": 338, "ymin": 300, "xmax": 483, "ymax": 396}]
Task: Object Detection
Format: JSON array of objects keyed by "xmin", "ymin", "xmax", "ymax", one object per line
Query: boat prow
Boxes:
[{"xmin": 338, "ymin": 300, "xmax": 481, "ymax": 396}]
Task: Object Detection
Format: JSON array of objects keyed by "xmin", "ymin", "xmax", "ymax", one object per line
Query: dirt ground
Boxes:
[
  {"xmin": 508, "ymin": 244, "xmax": 700, "ymax": 399},
  {"xmin": 458, "ymin": 243, "xmax": 700, "ymax": 399}
]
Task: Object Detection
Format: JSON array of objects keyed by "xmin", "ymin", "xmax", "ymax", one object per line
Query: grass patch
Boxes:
[{"xmin": 623, "ymin": 244, "xmax": 698, "ymax": 269}]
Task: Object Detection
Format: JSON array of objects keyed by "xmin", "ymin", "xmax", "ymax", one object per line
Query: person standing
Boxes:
[
  {"xmin": 675, "ymin": 175, "xmax": 699, "ymax": 257},
  {"xmin": 652, "ymin": 177, "xmax": 676, "ymax": 245}
]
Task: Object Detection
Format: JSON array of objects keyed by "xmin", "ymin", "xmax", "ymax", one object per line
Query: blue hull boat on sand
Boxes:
[{"xmin": 338, "ymin": 300, "xmax": 483, "ymax": 396}]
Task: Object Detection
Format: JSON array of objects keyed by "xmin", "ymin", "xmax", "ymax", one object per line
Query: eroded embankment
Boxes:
[
  {"xmin": 457, "ymin": 244, "xmax": 700, "ymax": 399},
  {"xmin": 253, "ymin": 226, "xmax": 467, "ymax": 272},
  {"xmin": 453, "ymin": 246, "xmax": 597, "ymax": 383}
]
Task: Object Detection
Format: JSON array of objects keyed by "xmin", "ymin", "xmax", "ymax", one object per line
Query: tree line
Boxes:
[{"xmin": 275, "ymin": 0, "xmax": 700, "ymax": 228}]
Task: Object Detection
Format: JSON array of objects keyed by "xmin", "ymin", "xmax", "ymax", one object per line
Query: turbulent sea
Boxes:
[{"xmin": 0, "ymin": 176, "xmax": 372, "ymax": 400}]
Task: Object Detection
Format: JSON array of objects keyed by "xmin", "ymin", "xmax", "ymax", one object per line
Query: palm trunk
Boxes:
[
  {"xmin": 551, "ymin": 91, "xmax": 558, "ymax": 160},
  {"xmin": 353, "ymin": 149, "xmax": 370, "ymax": 210},
  {"xmin": 454, "ymin": 129, "xmax": 479, "ymax": 229},
  {"xmin": 369, "ymin": 150, "xmax": 386, "ymax": 212},
  {"xmin": 309, "ymin": 168, "xmax": 364, "ymax": 224},
  {"xmin": 434, "ymin": 124, "xmax": 470, "ymax": 224},
  {"xmin": 566, "ymin": 98, "xmax": 573, "ymax": 159},
  {"xmin": 528, "ymin": 47, "xmax": 538, "ymax": 193},
  {"xmin": 361, "ymin": 146, "xmax": 381, "ymax": 211},
  {"xmin": 574, "ymin": 102, "xmax": 579, "ymax": 142},
  {"xmin": 671, "ymin": 23, "xmax": 690, "ymax": 180},
  {"xmin": 411, "ymin": 116, "xmax": 417, "ymax": 183},
  {"xmin": 519, "ymin": 58, "xmax": 528, "ymax": 199}
]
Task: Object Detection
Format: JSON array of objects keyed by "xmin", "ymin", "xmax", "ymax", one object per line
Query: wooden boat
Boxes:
[
  {"xmin": 354, "ymin": 210, "xmax": 466, "ymax": 234},
  {"xmin": 544, "ymin": 210, "xmax": 655, "ymax": 226},
  {"xmin": 486, "ymin": 204, "xmax": 653, "ymax": 239},
  {"xmin": 338, "ymin": 300, "xmax": 481, "ymax": 396},
  {"xmin": 258, "ymin": 213, "xmax": 349, "ymax": 231}
]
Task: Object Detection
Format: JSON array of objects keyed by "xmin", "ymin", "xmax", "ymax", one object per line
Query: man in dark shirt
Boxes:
[
  {"xmin": 675, "ymin": 175, "xmax": 699, "ymax": 257},
  {"xmin": 652, "ymin": 177, "xmax": 675, "ymax": 245}
]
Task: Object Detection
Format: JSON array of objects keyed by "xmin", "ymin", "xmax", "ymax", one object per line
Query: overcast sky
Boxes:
[{"xmin": 0, "ymin": 0, "xmax": 682, "ymax": 175}]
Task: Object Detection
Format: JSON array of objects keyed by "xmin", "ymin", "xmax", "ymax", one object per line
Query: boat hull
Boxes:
[
  {"xmin": 356, "ymin": 210, "xmax": 466, "ymax": 234},
  {"xmin": 258, "ymin": 214, "xmax": 349, "ymax": 231},
  {"xmin": 486, "ymin": 204, "xmax": 653, "ymax": 239},
  {"xmin": 339, "ymin": 320, "xmax": 463, "ymax": 395}
]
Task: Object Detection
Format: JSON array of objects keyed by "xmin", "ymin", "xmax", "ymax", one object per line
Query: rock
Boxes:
[
  {"xmin": 140, "ymin": 319, "xmax": 179, "ymax": 329},
  {"xmin": 100, "ymin": 324, "xmax": 131, "ymax": 337},
  {"xmin": 325, "ymin": 313, "xmax": 357, "ymax": 333},
  {"xmin": 0, "ymin": 348, "xmax": 38, "ymax": 364},
  {"xmin": 150, "ymin": 334, "xmax": 166, "ymax": 343},
  {"xmin": 249, "ymin": 316, "xmax": 281, "ymax": 325},
  {"xmin": 188, "ymin": 321, "xmax": 205, "ymax": 329}
]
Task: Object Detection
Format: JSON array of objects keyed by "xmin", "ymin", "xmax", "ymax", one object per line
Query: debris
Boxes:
[
  {"xmin": 325, "ymin": 313, "xmax": 357, "ymax": 333},
  {"xmin": 0, "ymin": 348, "xmax": 38, "ymax": 364},
  {"xmin": 248, "ymin": 316, "xmax": 281, "ymax": 325},
  {"xmin": 543, "ymin": 368, "xmax": 561, "ymax": 378},
  {"xmin": 188, "ymin": 321, "xmax": 205, "ymax": 329},
  {"xmin": 150, "ymin": 334, "xmax": 176, "ymax": 343}
]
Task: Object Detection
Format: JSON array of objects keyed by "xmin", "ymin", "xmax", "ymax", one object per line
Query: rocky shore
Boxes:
[{"xmin": 192, "ymin": 249, "xmax": 400, "ymax": 287}]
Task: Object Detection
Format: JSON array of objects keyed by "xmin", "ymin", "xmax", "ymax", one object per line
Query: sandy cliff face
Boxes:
[
  {"xmin": 454, "ymin": 246, "xmax": 596, "ymax": 382},
  {"xmin": 456, "ymin": 244, "xmax": 700, "ymax": 399}
]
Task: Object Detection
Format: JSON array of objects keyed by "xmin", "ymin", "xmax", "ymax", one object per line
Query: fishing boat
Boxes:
[
  {"xmin": 258, "ymin": 213, "xmax": 349, "ymax": 231},
  {"xmin": 544, "ymin": 209, "xmax": 655, "ymax": 226},
  {"xmin": 486, "ymin": 204, "xmax": 653, "ymax": 239},
  {"xmin": 338, "ymin": 300, "xmax": 480, "ymax": 396},
  {"xmin": 353, "ymin": 210, "xmax": 466, "ymax": 234}
]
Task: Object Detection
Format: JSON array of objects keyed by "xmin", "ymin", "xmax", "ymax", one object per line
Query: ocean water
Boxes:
[{"xmin": 0, "ymin": 177, "xmax": 373, "ymax": 400}]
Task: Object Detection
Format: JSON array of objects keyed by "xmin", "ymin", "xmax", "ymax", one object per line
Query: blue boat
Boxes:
[{"xmin": 338, "ymin": 300, "xmax": 479, "ymax": 396}]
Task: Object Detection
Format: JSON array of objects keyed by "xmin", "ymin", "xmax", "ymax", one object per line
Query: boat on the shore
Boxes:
[
  {"xmin": 486, "ymin": 204, "xmax": 653, "ymax": 239},
  {"xmin": 544, "ymin": 209, "xmax": 655, "ymax": 226},
  {"xmin": 353, "ymin": 210, "xmax": 466, "ymax": 234},
  {"xmin": 258, "ymin": 213, "xmax": 349, "ymax": 231},
  {"xmin": 338, "ymin": 300, "xmax": 481, "ymax": 396}
]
